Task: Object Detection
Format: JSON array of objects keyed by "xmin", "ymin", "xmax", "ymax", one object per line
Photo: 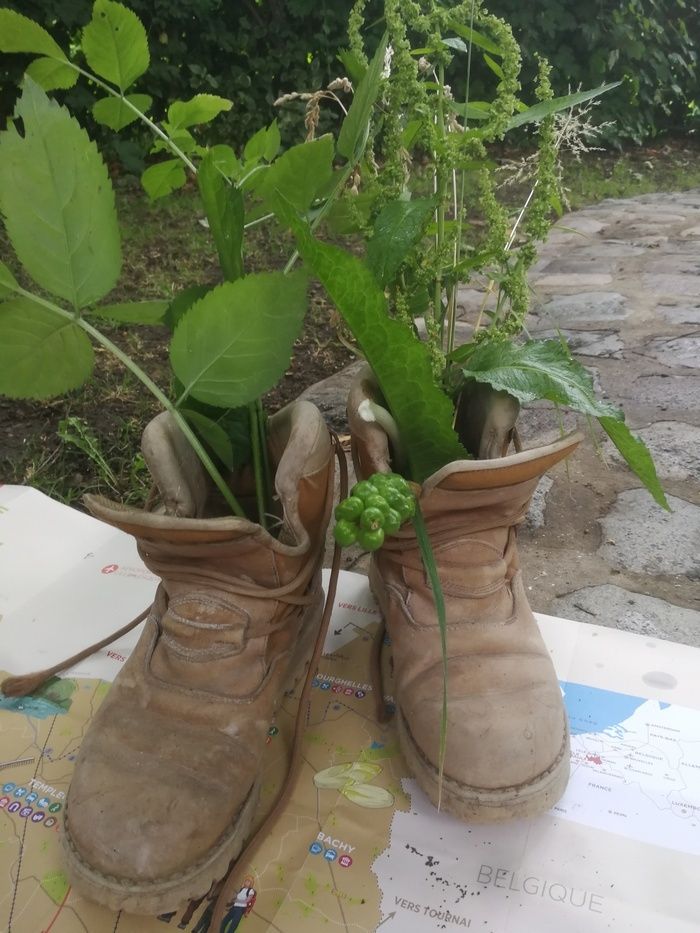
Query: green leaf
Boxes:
[
  {"xmin": 341, "ymin": 783, "xmax": 394, "ymax": 808},
  {"xmin": 450, "ymin": 101, "xmax": 491, "ymax": 121},
  {"xmin": 276, "ymin": 200, "xmax": 468, "ymax": 481},
  {"xmin": 400, "ymin": 119, "xmax": 423, "ymax": 149},
  {"xmin": 447, "ymin": 22, "xmax": 503, "ymax": 57},
  {"xmin": 457, "ymin": 339, "xmax": 621, "ymax": 418},
  {"xmin": 0, "ymin": 9, "xmax": 66, "ymax": 59},
  {"xmin": 88, "ymin": 300, "xmax": 167, "ymax": 324},
  {"xmin": 181, "ymin": 409, "xmax": 234, "ymax": 471},
  {"xmin": 93, "ymin": 93, "xmax": 152, "ymax": 130},
  {"xmin": 152, "ymin": 127, "xmax": 198, "ymax": 156},
  {"xmin": 366, "ymin": 198, "xmax": 434, "ymax": 287},
  {"xmin": 456, "ymin": 339, "xmax": 668, "ymax": 507},
  {"xmin": 141, "ymin": 159, "xmax": 186, "ymax": 200},
  {"xmin": 165, "ymin": 285, "xmax": 210, "ymax": 331},
  {"xmin": 243, "ymin": 121, "xmax": 280, "ymax": 163},
  {"xmin": 337, "ymin": 32, "xmax": 387, "ymax": 161},
  {"xmin": 208, "ymin": 144, "xmax": 241, "ymax": 180},
  {"xmin": 198, "ymin": 151, "xmax": 244, "ymax": 282},
  {"xmin": 0, "ymin": 78, "xmax": 121, "ymax": 309},
  {"xmin": 0, "ymin": 298, "xmax": 94, "ymax": 399},
  {"xmin": 170, "ymin": 270, "xmax": 308, "ymax": 408},
  {"xmin": 599, "ymin": 417, "xmax": 669, "ymax": 510},
  {"xmin": 506, "ymin": 83, "xmax": 622, "ymax": 131},
  {"xmin": 483, "ymin": 53, "xmax": 504, "ymax": 80},
  {"xmin": 82, "ymin": 0, "xmax": 149, "ymax": 92},
  {"xmin": 0, "ymin": 262, "xmax": 19, "ymax": 300},
  {"xmin": 337, "ymin": 48, "xmax": 366, "ymax": 85},
  {"xmin": 26, "ymin": 57, "xmax": 77, "ymax": 91},
  {"xmin": 257, "ymin": 135, "xmax": 334, "ymax": 213},
  {"xmin": 167, "ymin": 94, "xmax": 233, "ymax": 130}
]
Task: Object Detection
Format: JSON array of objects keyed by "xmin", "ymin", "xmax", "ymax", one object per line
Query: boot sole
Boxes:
[
  {"xmin": 397, "ymin": 705, "xmax": 570, "ymax": 822},
  {"xmin": 369, "ymin": 562, "xmax": 571, "ymax": 823},
  {"xmin": 61, "ymin": 588, "xmax": 325, "ymax": 915},
  {"xmin": 61, "ymin": 778, "xmax": 261, "ymax": 915}
]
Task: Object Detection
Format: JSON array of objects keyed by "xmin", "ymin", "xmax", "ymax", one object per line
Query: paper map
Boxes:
[{"xmin": 1, "ymin": 485, "xmax": 699, "ymax": 932}]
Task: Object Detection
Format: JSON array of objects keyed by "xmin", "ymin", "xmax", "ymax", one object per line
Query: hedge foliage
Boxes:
[
  {"xmin": 491, "ymin": 0, "xmax": 699, "ymax": 144},
  {"xmin": 0, "ymin": 0, "xmax": 697, "ymax": 152}
]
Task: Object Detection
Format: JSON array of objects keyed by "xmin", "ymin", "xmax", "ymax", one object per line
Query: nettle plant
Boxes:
[
  {"xmin": 277, "ymin": 0, "xmax": 667, "ymax": 509},
  {"xmin": 0, "ymin": 1, "xmax": 388, "ymax": 527}
]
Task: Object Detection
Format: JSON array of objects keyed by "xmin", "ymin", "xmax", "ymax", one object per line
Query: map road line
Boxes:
[{"xmin": 41, "ymin": 883, "xmax": 71, "ymax": 933}]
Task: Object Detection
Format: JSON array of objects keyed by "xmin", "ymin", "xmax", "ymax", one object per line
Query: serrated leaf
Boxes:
[
  {"xmin": 0, "ymin": 79, "xmax": 121, "ymax": 309},
  {"xmin": 26, "ymin": 57, "xmax": 77, "ymax": 91},
  {"xmin": 164, "ymin": 285, "xmax": 210, "ymax": 331},
  {"xmin": 337, "ymin": 48, "xmax": 366, "ymax": 85},
  {"xmin": 599, "ymin": 417, "xmax": 669, "ymax": 510},
  {"xmin": 456, "ymin": 338, "xmax": 668, "ymax": 506},
  {"xmin": 198, "ymin": 151, "xmax": 244, "ymax": 282},
  {"xmin": 341, "ymin": 783, "xmax": 394, "ymax": 808},
  {"xmin": 276, "ymin": 200, "xmax": 468, "ymax": 481},
  {"xmin": 457, "ymin": 339, "xmax": 622, "ymax": 418},
  {"xmin": 208, "ymin": 144, "xmax": 241, "ymax": 179},
  {"xmin": 170, "ymin": 271, "xmax": 307, "ymax": 408},
  {"xmin": 0, "ymin": 298, "xmax": 94, "ymax": 399},
  {"xmin": 337, "ymin": 32, "xmax": 387, "ymax": 160},
  {"xmin": 88, "ymin": 300, "xmax": 167, "ymax": 324},
  {"xmin": 181, "ymin": 409, "xmax": 234, "ymax": 471},
  {"xmin": 152, "ymin": 127, "xmax": 197, "ymax": 156},
  {"xmin": 82, "ymin": 0, "xmax": 149, "ymax": 92},
  {"xmin": 167, "ymin": 94, "xmax": 232, "ymax": 130},
  {"xmin": 141, "ymin": 159, "xmax": 186, "ymax": 200},
  {"xmin": 313, "ymin": 762, "xmax": 382, "ymax": 789},
  {"xmin": 0, "ymin": 262, "xmax": 19, "ymax": 299},
  {"xmin": 257, "ymin": 135, "xmax": 334, "ymax": 213},
  {"xmin": 0, "ymin": 10, "xmax": 66, "ymax": 59},
  {"xmin": 93, "ymin": 93, "xmax": 152, "ymax": 130},
  {"xmin": 506, "ymin": 83, "xmax": 621, "ymax": 131},
  {"xmin": 243, "ymin": 121, "xmax": 280, "ymax": 163},
  {"xmin": 177, "ymin": 397, "xmax": 250, "ymax": 470},
  {"xmin": 366, "ymin": 198, "xmax": 434, "ymax": 287}
]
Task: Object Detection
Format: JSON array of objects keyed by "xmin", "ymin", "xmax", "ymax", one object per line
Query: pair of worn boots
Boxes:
[{"xmin": 60, "ymin": 372, "xmax": 580, "ymax": 914}]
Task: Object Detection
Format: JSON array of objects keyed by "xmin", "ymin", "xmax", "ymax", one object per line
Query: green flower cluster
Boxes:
[{"xmin": 333, "ymin": 472, "xmax": 417, "ymax": 551}]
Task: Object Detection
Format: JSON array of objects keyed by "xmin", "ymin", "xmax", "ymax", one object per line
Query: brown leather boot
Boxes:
[
  {"xmin": 348, "ymin": 368, "xmax": 582, "ymax": 822},
  {"xmin": 62, "ymin": 400, "xmax": 333, "ymax": 913}
]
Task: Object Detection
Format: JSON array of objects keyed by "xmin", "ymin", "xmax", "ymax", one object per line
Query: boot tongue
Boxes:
[
  {"xmin": 141, "ymin": 413, "xmax": 209, "ymax": 518},
  {"xmin": 455, "ymin": 383, "xmax": 520, "ymax": 460}
]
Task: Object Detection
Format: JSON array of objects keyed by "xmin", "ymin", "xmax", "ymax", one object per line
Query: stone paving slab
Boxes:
[
  {"xmin": 598, "ymin": 490, "xmax": 700, "ymax": 578},
  {"xmin": 549, "ymin": 585, "xmax": 700, "ymax": 643}
]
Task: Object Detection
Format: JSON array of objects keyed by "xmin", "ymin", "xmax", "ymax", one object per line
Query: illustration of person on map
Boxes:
[{"xmin": 220, "ymin": 876, "xmax": 257, "ymax": 932}]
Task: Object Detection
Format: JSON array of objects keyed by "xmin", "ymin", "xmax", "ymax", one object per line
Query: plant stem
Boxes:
[
  {"xmin": 13, "ymin": 285, "xmax": 246, "ymax": 518},
  {"xmin": 257, "ymin": 397, "xmax": 274, "ymax": 519},
  {"xmin": 69, "ymin": 64, "xmax": 197, "ymax": 174},
  {"xmin": 433, "ymin": 64, "xmax": 447, "ymax": 337},
  {"xmin": 248, "ymin": 402, "xmax": 267, "ymax": 529}
]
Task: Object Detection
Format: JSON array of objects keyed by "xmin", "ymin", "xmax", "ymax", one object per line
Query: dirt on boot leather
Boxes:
[
  {"xmin": 61, "ymin": 400, "xmax": 334, "ymax": 914},
  {"xmin": 348, "ymin": 367, "xmax": 582, "ymax": 822}
]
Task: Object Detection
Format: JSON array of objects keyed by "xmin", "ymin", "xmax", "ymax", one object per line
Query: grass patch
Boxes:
[{"xmin": 561, "ymin": 139, "xmax": 700, "ymax": 209}]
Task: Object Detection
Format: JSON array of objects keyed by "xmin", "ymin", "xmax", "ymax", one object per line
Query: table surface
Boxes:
[{"xmin": 1, "ymin": 484, "xmax": 699, "ymax": 933}]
